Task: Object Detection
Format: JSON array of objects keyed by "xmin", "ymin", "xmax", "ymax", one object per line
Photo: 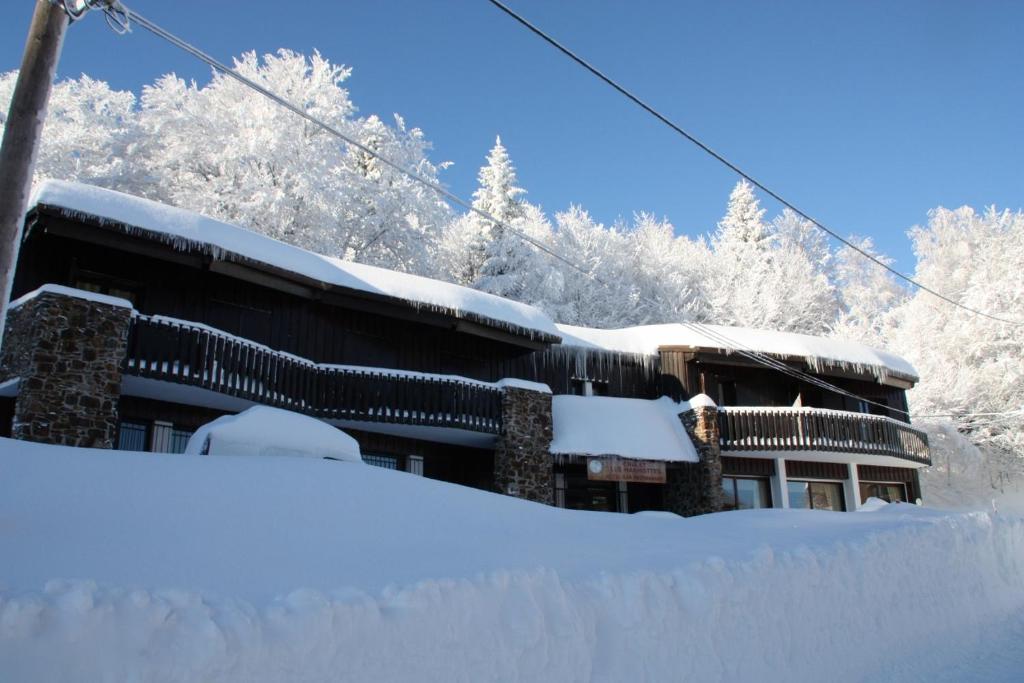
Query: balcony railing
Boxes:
[
  {"xmin": 717, "ymin": 406, "xmax": 930, "ymax": 466},
  {"xmin": 123, "ymin": 315, "xmax": 503, "ymax": 434}
]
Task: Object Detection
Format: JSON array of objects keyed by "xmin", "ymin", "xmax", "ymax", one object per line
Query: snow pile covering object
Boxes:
[
  {"xmin": 29, "ymin": 180, "xmax": 561, "ymax": 341},
  {"xmin": 1, "ymin": 439, "xmax": 1024, "ymax": 681},
  {"xmin": 184, "ymin": 406, "xmax": 361, "ymax": 462},
  {"xmin": 550, "ymin": 395, "xmax": 699, "ymax": 462},
  {"xmin": 557, "ymin": 322, "xmax": 919, "ymax": 384}
]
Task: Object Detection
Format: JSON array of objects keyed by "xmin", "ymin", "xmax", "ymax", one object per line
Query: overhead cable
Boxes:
[{"xmin": 486, "ymin": 0, "xmax": 1023, "ymax": 328}]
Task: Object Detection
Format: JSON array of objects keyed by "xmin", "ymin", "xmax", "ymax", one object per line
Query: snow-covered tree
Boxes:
[
  {"xmin": 715, "ymin": 179, "xmax": 771, "ymax": 245},
  {"xmin": 703, "ymin": 181, "xmax": 835, "ymax": 333},
  {"xmin": 887, "ymin": 206, "xmax": 1024, "ymax": 466},
  {"xmin": 472, "ymin": 137, "xmax": 531, "ymax": 289},
  {"xmin": 0, "ymin": 71, "xmax": 139, "ymax": 190},
  {"xmin": 830, "ymin": 236, "xmax": 907, "ymax": 347},
  {"xmin": 2, "ymin": 52, "xmax": 451, "ymax": 275}
]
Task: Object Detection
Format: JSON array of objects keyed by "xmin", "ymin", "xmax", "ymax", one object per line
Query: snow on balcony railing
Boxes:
[
  {"xmin": 717, "ymin": 406, "xmax": 931, "ymax": 465},
  {"xmin": 123, "ymin": 315, "xmax": 504, "ymax": 434}
]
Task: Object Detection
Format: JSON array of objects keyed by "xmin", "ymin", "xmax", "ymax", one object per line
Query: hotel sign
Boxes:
[{"xmin": 586, "ymin": 457, "xmax": 666, "ymax": 484}]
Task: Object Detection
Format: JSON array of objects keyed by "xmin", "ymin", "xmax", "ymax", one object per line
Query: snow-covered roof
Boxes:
[
  {"xmin": 27, "ymin": 181, "xmax": 917, "ymax": 384},
  {"xmin": 556, "ymin": 322, "xmax": 919, "ymax": 385},
  {"xmin": 550, "ymin": 395, "xmax": 699, "ymax": 462},
  {"xmin": 29, "ymin": 180, "xmax": 561, "ymax": 344}
]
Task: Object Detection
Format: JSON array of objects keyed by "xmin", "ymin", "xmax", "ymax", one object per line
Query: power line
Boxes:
[
  {"xmin": 486, "ymin": 0, "xmax": 1024, "ymax": 329},
  {"xmin": 92, "ymin": 1, "xmax": 915, "ymax": 418}
]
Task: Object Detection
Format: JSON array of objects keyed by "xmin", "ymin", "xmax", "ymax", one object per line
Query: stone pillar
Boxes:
[
  {"xmin": 666, "ymin": 402, "xmax": 724, "ymax": 516},
  {"xmin": 0, "ymin": 289, "xmax": 132, "ymax": 448},
  {"xmin": 494, "ymin": 383, "xmax": 554, "ymax": 505}
]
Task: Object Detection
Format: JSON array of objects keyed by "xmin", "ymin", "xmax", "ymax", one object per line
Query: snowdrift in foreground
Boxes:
[{"xmin": 2, "ymin": 439, "xmax": 1023, "ymax": 682}]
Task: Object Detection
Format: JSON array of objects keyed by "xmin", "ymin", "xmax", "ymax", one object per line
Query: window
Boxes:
[
  {"xmin": 721, "ymin": 476, "xmax": 772, "ymax": 511},
  {"xmin": 117, "ymin": 421, "xmax": 148, "ymax": 451},
  {"xmin": 860, "ymin": 482, "xmax": 907, "ymax": 504},
  {"xmin": 788, "ymin": 481, "xmax": 845, "ymax": 511},
  {"xmin": 406, "ymin": 455, "xmax": 424, "ymax": 476},
  {"xmin": 718, "ymin": 379, "xmax": 737, "ymax": 406},
  {"xmin": 363, "ymin": 453, "xmax": 398, "ymax": 469},
  {"xmin": 570, "ymin": 378, "xmax": 609, "ymax": 397},
  {"xmin": 72, "ymin": 269, "xmax": 140, "ymax": 305},
  {"xmin": 150, "ymin": 421, "xmax": 193, "ymax": 454}
]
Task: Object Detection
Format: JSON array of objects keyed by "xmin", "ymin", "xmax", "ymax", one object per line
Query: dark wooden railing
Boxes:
[
  {"xmin": 718, "ymin": 406, "xmax": 930, "ymax": 466},
  {"xmin": 123, "ymin": 315, "xmax": 503, "ymax": 434}
]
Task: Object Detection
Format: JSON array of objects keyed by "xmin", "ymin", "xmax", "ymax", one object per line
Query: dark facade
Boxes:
[{"xmin": 1, "ymin": 193, "xmax": 930, "ymax": 515}]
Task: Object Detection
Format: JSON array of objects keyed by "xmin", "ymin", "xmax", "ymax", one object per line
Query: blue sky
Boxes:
[{"xmin": 2, "ymin": 0, "xmax": 1021, "ymax": 272}]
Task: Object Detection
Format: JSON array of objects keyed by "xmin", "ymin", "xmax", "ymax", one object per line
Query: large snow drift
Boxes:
[
  {"xmin": 2, "ymin": 438, "xmax": 1023, "ymax": 681},
  {"xmin": 184, "ymin": 406, "xmax": 362, "ymax": 461},
  {"xmin": 30, "ymin": 180, "xmax": 560, "ymax": 341},
  {"xmin": 557, "ymin": 322, "xmax": 919, "ymax": 384},
  {"xmin": 550, "ymin": 395, "xmax": 698, "ymax": 462}
]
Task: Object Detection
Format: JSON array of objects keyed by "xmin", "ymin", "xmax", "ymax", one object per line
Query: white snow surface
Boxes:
[
  {"xmin": 495, "ymin": 377, "xmax": 553, "ymax": 394},
  {"xmin": 30, "ymin": 180, "xmax": 560, "ymax": 340},
  {"xmin": 3, "ymin": 438, "xmax": 1024, "ymax": 682},
  {"xmin": 8, "ymin": 283, "xmax": 134, "ymax": 311},
  {"xmin": 557, "ymin": 322, "xmax": 919, "ymax": 383},
  {"xmin": 184, "ymin": 406, "xmax": 361, "ymax": 462},
  {"xmin": 550, "ymin": 395, "xmax": 699, "ymax": 462}
]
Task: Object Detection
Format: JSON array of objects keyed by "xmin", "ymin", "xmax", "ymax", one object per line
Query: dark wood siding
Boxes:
[
  {"xmin": 13, "ymin": 226, "xmax": 659, "ymax": 398},
  {"xmin": 721, "ymin": 456, "xmax": 775, "ymax": 477},
  {"xmin": 786, "ymin": 460, "xmax": 848, "ymax": 480}
]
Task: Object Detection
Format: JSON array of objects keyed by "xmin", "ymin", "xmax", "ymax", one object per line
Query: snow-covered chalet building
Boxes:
[{"xmin": 0, "ymin": 182, "xmax": 930, "ymax": 514}]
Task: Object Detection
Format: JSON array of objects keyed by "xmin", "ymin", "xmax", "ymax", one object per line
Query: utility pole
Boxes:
[{"xmin": 0, "ymin": 0, "xmax": 70, "ymax": 341}]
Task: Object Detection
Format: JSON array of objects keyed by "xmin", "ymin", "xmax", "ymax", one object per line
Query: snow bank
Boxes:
[
  {"xmin": 550, "ymin": 395, "xmax": 698, "ymax": 462},
  {"xmin": 3, "ymin": 439, "xmax": 1023, "ymax": 681},
  {"xmin": 30, "ymin": 180, "xmax": 561, "ymax": 341},
  {"xmin": 557, "ymin": 322, "xmax": 919, "ymax": 384},
  {"xmin": 185, "ymin": 406, "xmax": 361, "ymax": 461}
]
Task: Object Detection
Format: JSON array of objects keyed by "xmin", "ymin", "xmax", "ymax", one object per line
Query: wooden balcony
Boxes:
[
  {"xmin": 123, "ymin": 315, "xmax": 503, "ymax": 434},
  {"xmin": 717, "ymin": 406, "xmax": 931, "ymax": 466}
]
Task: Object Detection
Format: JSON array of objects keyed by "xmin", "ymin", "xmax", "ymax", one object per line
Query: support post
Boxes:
[
  {"xmin": 493, "ymin": 382, "xmax": 553, "ymax": 505},
  {"xmin": 845, "ymin": 463, "xmax": 861, "ymax": 511},
  {"xmin": 0, "ymin": 0, "xmax": 70, "ymax": 341},
  {"xmin": 1, "ymin": 289, "xmax": 132, "ymax": 448},
  {"xmin": 667, "ymin": 399, "xmax": 723, "ymax": 516},
  {"xmin": 772, "ymin": 457, "xmax": 789, "ymax": 509}
]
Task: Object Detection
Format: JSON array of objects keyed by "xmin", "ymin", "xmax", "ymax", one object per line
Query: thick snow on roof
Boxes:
[
  {"xmin": 557, "ymin": 322, "xmax": 919, "ymax": 383},
  {"xmin": 184, "ymin": 406, "xmax": 361, "ymax": 462},
  {"xmin": 550, "ymin": 395, "xmax": 699, "ymax": 462},
  {"xmin": 29, "ymin": 180, "xmax": 560, "ymax": 341}
]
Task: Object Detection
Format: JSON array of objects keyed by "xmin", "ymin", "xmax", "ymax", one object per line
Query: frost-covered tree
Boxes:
[
  {"xmin": 136, "ymin": 51, "xmax": 449, "ymax": 272},
  {"xmin": 473, "ymin": 137, "xmax": 531, "ymax": 289},
  {"xmin": 622, "ymin": 213, "xmax": 706, "ymax": 325},
  {"xmin": 0, "ymin": 71, "xmax": 139, "ymax": 190},
  {"xmin": 830, "ymin": 237, "xmax": 907, "ymax": 347},
  {"xmin": 716, "ymin": 179, "xmax": 771, "ymax": 245},
  {"xmin": 887, "ymin": 206, "xmax": 1024, "ymax": 463},
  {"xmin": 2, "ymin": 52, "xmax": 451, "ymax": 275},
  {"xmin": 704, "ymin": 181, "xmax": 835, "ymax": 333},
  {"xmin": 547, "ymin": 207, "xmax": 635, "ymax": 327}
]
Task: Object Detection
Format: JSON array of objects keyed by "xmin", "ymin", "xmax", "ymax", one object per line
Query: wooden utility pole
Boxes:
[{"xmin": 0, "ymin": 0, "xmax": 70, "ymax": 340}]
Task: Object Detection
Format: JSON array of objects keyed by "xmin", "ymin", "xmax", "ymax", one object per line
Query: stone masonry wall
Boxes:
[
  {"xmin": 1, "ymin": 291, "xmax": 132, "ymax": 448},
  {"xmin": 494, "ymin": 386, "xmax": 554, "ymax": 505},
  {"xmin": 666, "ymin": 406, "xmax": 724, "ymax": 516}
]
